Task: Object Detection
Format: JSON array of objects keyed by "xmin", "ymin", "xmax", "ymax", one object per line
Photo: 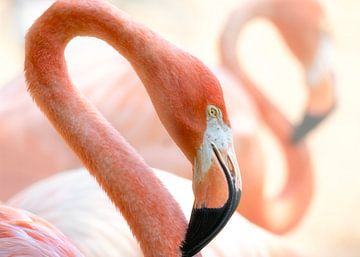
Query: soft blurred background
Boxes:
[{"xmin": 0, "ymin": 0, "xmax": 359, "ymax": 256}]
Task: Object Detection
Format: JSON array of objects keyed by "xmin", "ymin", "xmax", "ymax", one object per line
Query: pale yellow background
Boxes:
[{"xmin": 0, "ymin": 0, "xmax": 359, "ymax": 256}]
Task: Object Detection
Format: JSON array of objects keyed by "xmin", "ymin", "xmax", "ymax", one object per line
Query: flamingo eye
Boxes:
[{"xmin": 208, "ymin": 105, "xmax": 219, "ymax": 118}]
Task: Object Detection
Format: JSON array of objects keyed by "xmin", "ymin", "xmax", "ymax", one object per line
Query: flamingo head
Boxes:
[
  {"xmin": 151, "ymin": 53, "xmax": 242, "ymax": 256},
  {"xmin": 180, "ymin": 104, "xmax": 242, "ymax": 257},
  {"xmin": 266, "ymin": 0, "xmax": 337, "ymax": 143},
  {"xmin": 138, "ymin": 42, "xmax": 242, "ymax": 255},
  {"xmin": 290, "ymin": 28, "xmax": 337, "ymax": 143}
]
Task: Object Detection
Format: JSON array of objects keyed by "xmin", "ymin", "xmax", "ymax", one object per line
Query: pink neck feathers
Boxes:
[{"xmin": 25, "ymin": 1, "xmax": 188, "ymax": 256}]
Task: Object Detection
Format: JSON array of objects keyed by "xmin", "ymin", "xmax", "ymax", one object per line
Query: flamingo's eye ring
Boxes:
[{"xmin": 208, "ymin": 105, "xmax": 219, "ymax": 118}]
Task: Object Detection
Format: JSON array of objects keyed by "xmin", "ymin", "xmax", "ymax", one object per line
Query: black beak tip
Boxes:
[
  {"xmin": 291, "ymin": 112, "xmax": 331, "ymax": 144},
  {"xmin": 180, "ymin": 189, "xmax": 241, "ymax": 257}
]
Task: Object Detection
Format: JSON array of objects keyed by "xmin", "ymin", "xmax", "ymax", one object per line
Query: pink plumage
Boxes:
[
  {"xmin": 0, "ymin": 205, "xmax": 83, "ymax": 256},
  {"xmin": 7, "ymin": 168, "xmax": 302, "ymax": 257}
]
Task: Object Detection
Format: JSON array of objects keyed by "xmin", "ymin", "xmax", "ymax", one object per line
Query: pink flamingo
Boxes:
[
  {"xmin": 7, "ymin": 168, "xmax": 304, "ymax": 257},
  {"xmin": 220, "ymin": 0, "xmax": 336, "ymax": 143},
  {"xmin": 218, "ymin": 0, "xmax": 336, "ymax": 233},
  {"xmin": 12, "ymin": 0, "xmax": 242, "ymax": 255}
]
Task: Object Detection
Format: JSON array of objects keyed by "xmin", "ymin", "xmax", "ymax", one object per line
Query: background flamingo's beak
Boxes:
[{"xmin": 291, "ymin": 110, "xmax": 333, "ymax": 144}]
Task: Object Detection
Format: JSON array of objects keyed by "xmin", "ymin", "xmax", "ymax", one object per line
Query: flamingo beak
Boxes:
[
  {"xmin": 291, "ymin": 110, "xmax": 333, "ymax": 144},
  {"xmin": 180, "ymin": 142, "xmax": 241, "ymax": 257},
  {"xmin": 292, "ymin": 44, "xmax": 337, "ymax": 144},
  {"xmin": 291, "ymin": 75, "xmax": 336, "ymax": 144}
]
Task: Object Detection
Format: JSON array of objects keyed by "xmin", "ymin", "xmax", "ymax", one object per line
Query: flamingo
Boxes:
[
  {"xmin": 217, "ymin": 0, "xmax": 336, "ymax": 233},
  {"xmin": 9, "ymin": 0, "xmax": 242, "ymax": 255},
  {"xmin": 7, "ymin": 168, "xmax": 304, "ymax": 257},
  {"xmin": 0, "ymin": 0, "xmax": 326, "ymax": 234},
  {"xmin": 220, "ymin": 0, "xmax": 337, "ymax": 144}
]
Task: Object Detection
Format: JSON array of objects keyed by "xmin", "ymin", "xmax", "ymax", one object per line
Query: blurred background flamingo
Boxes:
[{"xmin": 220, "ymin": 0, "xmax": 337, "ymax": 144}]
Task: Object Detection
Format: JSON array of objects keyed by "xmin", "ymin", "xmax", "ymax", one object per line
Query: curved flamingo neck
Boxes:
[
  {"xmin": 219, "ymin": 0, "xmax": 292, "ymax": 140},
  {"xmin": 26, "ymin": 0, "xmax": 227, "ymax": 163},
  {"xmin": 219, "ymin": 0, "xmax": 314, "ymax": 233},
  {"xmin": 25, "ymin": 1, "xmax": 195, "ymax": 256},
  {"xmin": 266, "ymin": 0, "xmax": 326, "ymax": 68}
]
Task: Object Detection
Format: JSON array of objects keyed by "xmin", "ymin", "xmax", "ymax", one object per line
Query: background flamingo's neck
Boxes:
[
  {"xmin": 267, "ymin": 0, "xmax": 326, "ymax": 68},
  {"xmin": 219, "ymin": 0, "xmax": 290, "ymax": 138}
]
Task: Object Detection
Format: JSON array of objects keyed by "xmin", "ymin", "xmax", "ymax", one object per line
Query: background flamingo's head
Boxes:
[{"xmin": 265, "ymin": 0, "xmax": 337, "ymax": 143}]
